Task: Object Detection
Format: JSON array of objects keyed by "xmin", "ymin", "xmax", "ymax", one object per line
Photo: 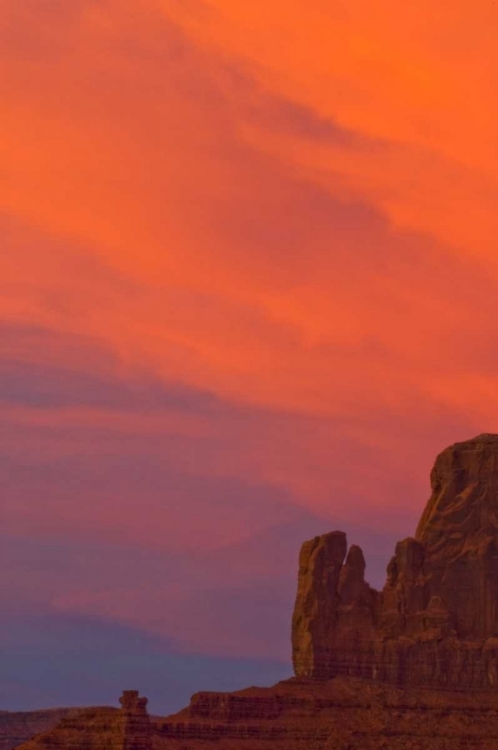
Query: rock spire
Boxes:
[{"xmin": 292, "ymin": 434, "xmax": 498, "ymax": 688}]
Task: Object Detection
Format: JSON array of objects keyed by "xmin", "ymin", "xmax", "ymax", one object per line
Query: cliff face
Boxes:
[{"xmin": 292, "ymin": 433, "xmax": 498, "ymax": 688}]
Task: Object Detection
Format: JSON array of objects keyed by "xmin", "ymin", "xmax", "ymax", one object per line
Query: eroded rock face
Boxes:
[
  {"xmin": 291, "ymin": 531, "xmax": 348, "ymax": 678},
  {"xmin": 292, "ymin": 434, "xmax": 498, "ymax": 688}
]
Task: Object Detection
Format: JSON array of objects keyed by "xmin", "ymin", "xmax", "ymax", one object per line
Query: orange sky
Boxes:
[{"xmin": 2, "ymin": 0, "xmax": 498, "ymax": 705}]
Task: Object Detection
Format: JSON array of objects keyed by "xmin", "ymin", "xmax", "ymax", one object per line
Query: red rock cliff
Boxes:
[{"xmin": 292, "ymin": 433, "xmax": 498, "ymax": 688}]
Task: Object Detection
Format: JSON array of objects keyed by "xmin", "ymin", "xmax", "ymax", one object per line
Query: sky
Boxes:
[{"xmin": 1, "ymin": 0, "xmax": 497, "ymax": 715}]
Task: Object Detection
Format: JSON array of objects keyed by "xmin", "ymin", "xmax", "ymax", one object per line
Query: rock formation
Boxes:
[
  {"xmin": 15, "ymin": 692, "xmax": 150, "ymax": 750},
  {"xmin": 119, "ymin": 692, "xmax": 151, "ymax": 750},
  {"xmin": 19, "ymin": 682, "xmax": 498, "ymax": 750},
  {"xmin": 15, "ymin": 433, "xmax": 498, "ymax": 749},
  {"xmin": 292, "ymin": 433, "xmax": 498, "ymax": 688}
]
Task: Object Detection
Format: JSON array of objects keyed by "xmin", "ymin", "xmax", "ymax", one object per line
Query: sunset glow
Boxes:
[{"xmin": 2, "ymin": 0, "xmax": 497, "ymax": 712}]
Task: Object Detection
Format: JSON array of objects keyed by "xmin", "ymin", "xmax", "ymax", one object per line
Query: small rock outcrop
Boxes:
[
  {"xmin": 15, "ymin": 692, "xmax": 150, "ymax": 750},
  {"xmin": 292, "ymin": 433, "xmax": 498, "ymax": 688},
  {"xmin": 119, "ymin": 692, "xmax": 151, "ymax": 750}
]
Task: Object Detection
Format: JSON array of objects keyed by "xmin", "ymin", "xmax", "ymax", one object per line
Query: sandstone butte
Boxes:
[{"xmin": 12, "ymin": 433, "xmax": 498, "ymax": 749}]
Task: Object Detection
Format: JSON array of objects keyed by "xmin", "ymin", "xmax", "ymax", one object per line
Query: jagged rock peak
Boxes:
[
  {"xmin": 292, "ymin": 434, "xmax": 498, "ymax": 689},
  {"xmin": 416, "ymin": 432, "xmax": 498, "ymax": 549}
]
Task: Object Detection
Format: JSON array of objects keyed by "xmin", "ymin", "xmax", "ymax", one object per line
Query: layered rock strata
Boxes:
[
  {"xmin": 292, "ymin": 433, "xmax": 498, "ymax": 688},
  {"xmin": 157, "ymin": 678, "xmax": 498, "ymax": 749},
  {"xmin": 16, "ymin": 692, "xmax": 150, "ymax": 750},
  {"xmin": 0, "ymin": 709, "xmax": 82, "ymax": 750},
  {"xmin": 19, "ymin": 682, "xmax": 498, "ymax": 750}
]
